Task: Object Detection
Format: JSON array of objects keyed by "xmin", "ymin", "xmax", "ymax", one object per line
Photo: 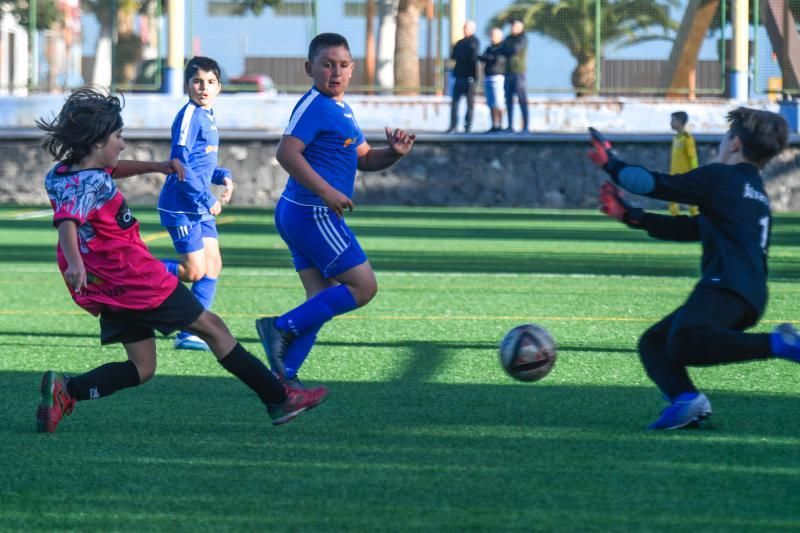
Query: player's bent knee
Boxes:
[
  {"xmin": 665, "ymin": 329, "xmax": 699, "ymax": 362},
  {"xmin": 133, "ymin": 361, "xmax": 156, "ymax": 384},
  {"xmin": 353, "ymin": 283, "xmax": 378, "ymax": 307},
  {"xmin": 207, "ymin": 258, "xmax": 222, "ymax": 277},
  {"xmin": 638, "ymin": 328, "xmax": 660, "ymax": 352},
  {"xmin": 183, "ymin": 267, "xmax": 206, "ymax": 283},
  {"xmin": 189, "ymin": 311, "xmax": 231, "ymax": 344}
]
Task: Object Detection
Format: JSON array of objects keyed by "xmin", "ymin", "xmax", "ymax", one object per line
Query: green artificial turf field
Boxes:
[{"xmin": 1, "ymin": 204, "xmax": 799, "ymax": 531}]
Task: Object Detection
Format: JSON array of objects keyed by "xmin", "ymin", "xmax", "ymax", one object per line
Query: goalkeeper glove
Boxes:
[
  {"xmin": 588, "ymin": 127, "xmax": 625, "ymax": 180},
  {"xmin": 599, "ymin": 181, "xmax": 643, "ymax": 228}
]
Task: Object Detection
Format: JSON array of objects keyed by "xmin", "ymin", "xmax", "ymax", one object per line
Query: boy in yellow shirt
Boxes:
[{"xmin": 669, "ymin": 111, "xmax": 699, "ymax": 216}]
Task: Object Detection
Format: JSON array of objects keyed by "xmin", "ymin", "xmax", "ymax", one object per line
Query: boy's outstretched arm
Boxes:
[
  {"xmin": 113, "ymin": 159, "xmax": 185, "ymax": 180},
  {"xmin": 277, "ymin": 135, "xmax": 354, "ymax": 218},
  {"xmin": 588, "ymin": 127, "xmax": 709, "ymax": 206},
  {"xmin": 356, "ymin": 127, "xmax": 415, "ymax": 172},
  {"xmin": 600, "ymin": 181, "xmax": 700, "ymax": 242},
  {"xmin": 57, "ymin": 220, "xmax": 87, "ymax": 293}
]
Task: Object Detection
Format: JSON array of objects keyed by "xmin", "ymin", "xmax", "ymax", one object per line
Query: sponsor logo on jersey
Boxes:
[
  {"xmin": 743, "ymin": 183, "xmax": 769, "ymax": 207},
  {"xmin": 205, "ymin": 145, "xmax": 218, "ymax": 154},
  {"xmin": 115, "ymin": 199, "xmax": 136, "ymax": 229},
  {"xmin": 343, "ymin": 137, "xmax": 359, "ymax": 148}
]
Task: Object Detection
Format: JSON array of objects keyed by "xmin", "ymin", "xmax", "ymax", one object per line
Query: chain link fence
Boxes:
[
  {"xmin": 753, "ymin": 0, "xmax": 800, "ymax": 99},
  {"xmin": 0, "ymin": 0, "xmax": 794, "ymax": 97}
]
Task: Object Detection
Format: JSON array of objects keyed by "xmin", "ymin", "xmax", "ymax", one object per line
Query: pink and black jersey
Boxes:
[{"xmin": 45, "ymin": 163, "xmax": 178, "ymax": 315}]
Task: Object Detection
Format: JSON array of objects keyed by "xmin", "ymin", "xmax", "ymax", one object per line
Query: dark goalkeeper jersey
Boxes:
[{"xmin": 624, "ymin": 162, "xmax": 771, "ymax": 316}]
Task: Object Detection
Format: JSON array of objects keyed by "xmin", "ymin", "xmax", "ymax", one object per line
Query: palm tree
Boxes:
[
  {"xmin": 395, "ymin": 0, "xmax": 427, "ymax": 94},
  {"xmin": 491, "ymin": 0, "xmax": 680, "ymax": 95}
]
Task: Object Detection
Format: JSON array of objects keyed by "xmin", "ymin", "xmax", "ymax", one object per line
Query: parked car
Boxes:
[{"xmin": 227, "ymin": 73, "xmax": 277, "ymax": 96}]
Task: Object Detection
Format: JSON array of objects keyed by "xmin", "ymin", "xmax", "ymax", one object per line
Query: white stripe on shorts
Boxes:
[{"xmin": 313, "ymin": 206, "xmax": 347, "ymax": 253}]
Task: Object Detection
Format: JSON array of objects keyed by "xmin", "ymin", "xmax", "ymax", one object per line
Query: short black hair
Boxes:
[
  {"xmin": 184, "ymin": 56, "xmax": 221, "ymax": 86},
  {"xmin": 308, "ymin": 33, "xmax": 351, "ymax": 62},
  {"xmin": 726, "ymin": 107, "xmax": 789, "ymax": 168},
  {"xmin": 36, "ymin": 86, "xmax": 124, "ymax": 165},
  {"xmin": 671, "ymin": 111, "xmax": 689, "ymax": 125}
]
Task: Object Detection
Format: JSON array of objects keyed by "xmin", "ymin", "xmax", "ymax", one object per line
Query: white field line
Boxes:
[{"xmin": 3, "ymin": 209, "xmax": 52, "ymax": 220}]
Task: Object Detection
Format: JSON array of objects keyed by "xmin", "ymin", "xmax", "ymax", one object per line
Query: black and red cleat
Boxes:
[
  {"xmin": 36, "ymin": 371, "xmax": 76, "ymax": 433},
  {"xmin": 267, "ymin": 381, "xmax": 328, "ymax": 426}
]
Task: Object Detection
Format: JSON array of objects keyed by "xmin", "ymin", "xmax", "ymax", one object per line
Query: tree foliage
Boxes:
[
  {"xmin": 10, "ymin": 0, "xmax": 62, "ymax": 30},
  {"xmin": 490, "ymin": 0, "xmax": 680, "ymax": 91},
  {"xmin": 491, "ymin": 0, "xmax": 680, "ymax": 59}
]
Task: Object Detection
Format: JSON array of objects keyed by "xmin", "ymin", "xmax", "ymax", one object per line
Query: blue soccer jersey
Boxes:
[
  {"xmin": 282, "ymin": 87, "xmax": 365, "ymax": 206},
  {"xmin": 158, "ymin": 100, "xmax": 229, "ymax": 226}
]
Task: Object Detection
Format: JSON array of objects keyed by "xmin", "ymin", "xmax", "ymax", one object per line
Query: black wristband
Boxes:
[
  {"xmin": 622, "ymin": 208, "xmax": 645, "ymax": 228},
  {"xmin": 604, "ymin": 156, "xmax": 626, "ymax": 183}
]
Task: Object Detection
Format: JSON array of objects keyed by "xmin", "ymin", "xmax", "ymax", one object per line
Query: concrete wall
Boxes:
[
  {"xmin": 0, "ymin": 94, "xmax": 784, "ymax": 134},
  {"xmin": 4, "ymin": 132, "xmax": 800, "ymax": 211}
]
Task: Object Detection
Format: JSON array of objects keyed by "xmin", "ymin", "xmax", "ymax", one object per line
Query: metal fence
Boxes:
[{"xmin": 0, "ymin": 0, "xmax": 796, "ymax": 97}]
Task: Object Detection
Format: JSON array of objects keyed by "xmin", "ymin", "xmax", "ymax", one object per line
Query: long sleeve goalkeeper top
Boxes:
[{"xmin": 613, "ymin": 161, "xmax": 771, "ymax": 316}]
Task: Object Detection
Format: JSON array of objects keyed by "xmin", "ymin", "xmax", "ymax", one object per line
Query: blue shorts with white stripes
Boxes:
[
  {"xmin": 165, "ymin": 219, "xmax": 218, "ymax": 254},
  {"xmin": 275, "ymin": 196, "xmax": 367, "ymax": 278}
]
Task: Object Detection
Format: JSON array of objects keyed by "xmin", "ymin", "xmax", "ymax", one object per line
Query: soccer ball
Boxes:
[{"xmin": 499, "ymin": 324, "xmax": 557, "ymax": 382}]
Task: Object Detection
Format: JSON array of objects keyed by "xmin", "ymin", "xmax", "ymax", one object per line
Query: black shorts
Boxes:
[{"xmin": 99, "ymin": 283, "xmax": 205, "ymax": 345}]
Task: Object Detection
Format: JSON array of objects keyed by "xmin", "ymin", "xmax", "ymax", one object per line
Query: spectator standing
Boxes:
[
  {"xmin": 447, "ymin": 21, "xmax": 480, "ymax": 133},
  {"xmin": 479, "ymin": 27, "xmax": 506, "ymax": 133},
  {"xmin": 502, "ymin": 19, "xmax": 529, "ymax": 133}
]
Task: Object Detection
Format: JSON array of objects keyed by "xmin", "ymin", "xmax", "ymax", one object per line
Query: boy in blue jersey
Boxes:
[
  {"xmin": 255, "ymin": 33, "xmax": 416, "ymax": 384},
  {"xmin": 589, "ymin": 108, "xmax": 800, "ymax": 430},
  {"xmin": 158, "ymin": 57, "xmax": 235, "ymax": 350}
]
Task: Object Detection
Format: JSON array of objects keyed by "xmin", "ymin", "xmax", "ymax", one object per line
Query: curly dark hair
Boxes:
[{"xmin": 36, "ymin": 86, "xmax": 124, "ymax": 165}]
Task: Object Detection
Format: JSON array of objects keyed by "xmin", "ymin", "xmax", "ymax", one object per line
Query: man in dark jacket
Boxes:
[
  {"xmin": 448, "ymin": 21, "xmax": 479, "ymax": 133},
  {"xmin": 502, "ymin": 19, "xmax": 528, "ymax": 133}
]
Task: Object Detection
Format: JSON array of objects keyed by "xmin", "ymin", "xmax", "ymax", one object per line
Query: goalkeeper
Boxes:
[{"xmin": 588, "ymin": 108, "xmax": 799, "ymax": 430}]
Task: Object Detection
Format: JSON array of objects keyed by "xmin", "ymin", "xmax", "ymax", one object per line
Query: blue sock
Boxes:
[
  {"xmin": 162, "ymin": 259, "xmax": 180, "ymax": 277},
  {"xmin": 276, "ymin": 284, "xmax": 358, "ymax": 336},
  {"xmin": 282, "ymin": 325, "xmax": 322, "ymax": 379},
  {"xmin": 192, "ymin": 276, "xmax": 217, "ymax": 310}
]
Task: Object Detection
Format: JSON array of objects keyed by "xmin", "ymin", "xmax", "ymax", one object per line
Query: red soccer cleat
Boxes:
[
  {"xmin": 267, "ymin": 382, "xmax": 328, "ymax": 426},
  {"xmin": 36, "ymin": 371, "xmax": 76, "ymax": 433}
]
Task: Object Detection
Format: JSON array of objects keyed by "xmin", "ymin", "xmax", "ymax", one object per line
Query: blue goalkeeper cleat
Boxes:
[
  {"xmin": 770, "ymin": 323, "xmax": 800, "ymax": 362},
  {"xmin": 174, "ymin": 333, "xmax": 210, "ymax": 351},
  {"xmin": 255, "ymin": 316, "xmax": 292, "ymax": 378},
  {"xmin": 648, "ymin": 392, "xmax": 712, "ymax": 430}
]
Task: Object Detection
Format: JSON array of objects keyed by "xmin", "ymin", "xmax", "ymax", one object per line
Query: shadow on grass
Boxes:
[
  {"xmin": 3, "ymin": 368, "xmax": 800, "ymax": 530},
  {"xmin": 4, "ymin": 209, "xmax": 800, "ymax": 279}
]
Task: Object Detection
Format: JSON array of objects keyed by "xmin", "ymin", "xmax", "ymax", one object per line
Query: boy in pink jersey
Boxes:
[{"xmin": 36, "ymin": 87, "xmax": 327, "ymax": 433}]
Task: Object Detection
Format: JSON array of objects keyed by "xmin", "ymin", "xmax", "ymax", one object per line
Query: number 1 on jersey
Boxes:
[{"xmin": 759, "ymin": 216, "xmax": 770, "ymax": 252}]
